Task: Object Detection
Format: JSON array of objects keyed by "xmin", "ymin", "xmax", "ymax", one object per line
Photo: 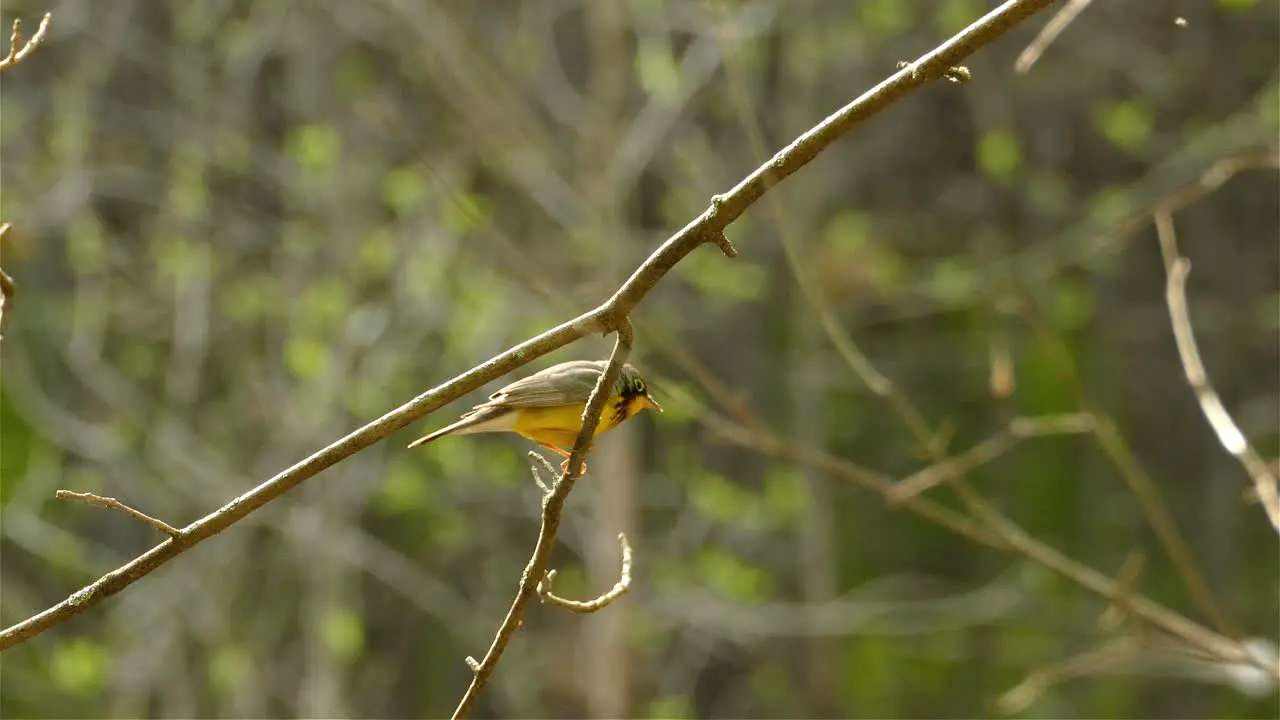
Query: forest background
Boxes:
[{"xmin": 1, "ymin": 0, "xmax": 1277, "ymax": 718}]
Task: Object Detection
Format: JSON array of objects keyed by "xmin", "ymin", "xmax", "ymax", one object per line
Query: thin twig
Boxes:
[
  {"xmin": 452, "ymin": 322, "xmax": 633, "ymax": 720},
  {"xmin": 1015, "ymin": 0, "xmax": 1094, "ymax": 73},
  {"xmin": 0, "ymin": 0, "xmax": 1063, "ymax": 653},
  {"xmin": 0, "ymin": 13, "xmax": 52, "ymax": 72},
  {"xmin": 1099, "ymin": 550, "xmax": 1147, "ymax": 631},
  {"xmin": 538, "ymin": 533, "xmax": 632, "ymax": 613},
  {"xmin": 997, "ymin": 635, "xmax": 1142, "ymax": 714},
  {"xmin": 54, "ymin": 490, "xmax": 183, "ymax": 538},
  {"xmin": 1014, "ymin": 305, "xmax": 1239, "ymax": 637},
  {"xmin": 527, "ymin": 452, "xmax": 555, "ymax": 494},
  {"xmin": 1154, "ymin": 211, "xmax": 1280, "ymax": 533},
  {"xmin": 693, "ymin": 400, "xmax": 1274, "ymax": 677},
  {"xmin": 887, "ymin": 413, "xmax": 1095, "ymax": 504}
]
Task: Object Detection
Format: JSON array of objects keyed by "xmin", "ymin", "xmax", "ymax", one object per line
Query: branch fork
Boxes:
[{"xmin": 536, "ymin": 533, "xmax": 632, "ymax": 614}]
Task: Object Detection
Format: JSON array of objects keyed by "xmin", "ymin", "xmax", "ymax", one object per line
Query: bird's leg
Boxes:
[{"xmin": 540, "ymin": 444, "xmax": 586, "ymax": 475}]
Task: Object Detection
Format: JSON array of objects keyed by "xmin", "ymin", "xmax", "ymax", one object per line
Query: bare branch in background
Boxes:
[
  {"xmin": 887, "ymin": 413, "xmax": 1095, "ymax": 504},
  {"xmin": 1015, "ymin": 0, "xmax": 1094, "ymax": 73},
  {"xmin": 691, "ymin": 391, "xmax": 1275, "ymax": 678},
  {"xmin": 538, "ymin": 533, "xmax": 633, "ymax": 613},
  {"xmin": 0, "ymin": 0, "xmax": 1063, "ymax": 654},
  {"xmin": 0, "ymin": 12, "xmax": 51, "ymax": 71},
  {"xmin": 998, "ymin": 635, "xmax": 1142, "ymax": 714},
  {"xmin": 1154, "ymin": 211, "xmax": 1280, "ymax": 533},
  {"xmin": 54, "ymin": 491, "xmax": 183, "ymax": 539}
]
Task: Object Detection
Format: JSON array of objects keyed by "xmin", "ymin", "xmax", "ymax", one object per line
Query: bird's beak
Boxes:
[{"xmin": 641, "ymin": 394, "xmax": 663, "ymax": 413}]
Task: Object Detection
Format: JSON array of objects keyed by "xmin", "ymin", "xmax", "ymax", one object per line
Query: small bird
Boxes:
[{"xmin": 407, "ymin": 360, "xmax": 662, "ymax": 470}]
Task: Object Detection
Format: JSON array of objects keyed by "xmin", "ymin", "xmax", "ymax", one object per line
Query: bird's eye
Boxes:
[{"xmin": 634, "ymin": 379, "xmax": 645, "ymax": 392}]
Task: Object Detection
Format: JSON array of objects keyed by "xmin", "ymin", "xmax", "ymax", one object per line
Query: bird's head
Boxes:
[{"xmin": 619, "ymin": 364, "xmax": 663, "ymax": 418}]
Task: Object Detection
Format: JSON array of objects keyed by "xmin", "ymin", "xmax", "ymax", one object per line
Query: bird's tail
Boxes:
[{"xmin": 406, "ymin": 407, "xmax": 512, "ymax": 449}]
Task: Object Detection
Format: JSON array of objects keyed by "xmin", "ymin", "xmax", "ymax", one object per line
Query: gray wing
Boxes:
[{"xmin": 483, "ymin": 360, "xmax": 608, "ymax": 409}]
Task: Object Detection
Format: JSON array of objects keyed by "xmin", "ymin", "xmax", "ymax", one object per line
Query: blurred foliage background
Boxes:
[{"xmin": 1, "ymin": 0, "xmax": 1277, "ymax": 718}]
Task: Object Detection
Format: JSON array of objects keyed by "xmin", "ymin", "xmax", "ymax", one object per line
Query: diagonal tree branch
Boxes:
[
  {"xmin": 0, "ymin": 12, "xmax": 52, "ymax": 71},
  {"xmin": 0, "ymin": 0, "xmax": 1063, "ymax": 652},
  {"xmin": 1154, "ymin": 210, "xmax": 1280, "ymax": 533}
]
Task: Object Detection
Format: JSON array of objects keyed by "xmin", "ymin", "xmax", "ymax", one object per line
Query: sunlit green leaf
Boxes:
[
  {"xmin": 358, "ymin": 227, "xmax": 398, "ymax": 278},
  {"xmin": 646, "ymin": 695, "xmax": 694, "ymax": 719},
  {"xmin": 678, "ymin": 250, "xmax": 767, "ymax": 302},
  {"xmin": 1051, "ymin": 280, "xmax": 1095, "ymax": 331},
  {"xmin": 208, "ymin": 644, "xmax": 250, "ymax": 697},
  {"xmin": 636, "ymin": 38, "xmax": 680, "ymax": 99},
  {"xmin": 287, "ymin": 124, "xmax": 341, "ymax": 171},
  {"xmin": 302, "ymin": 276, "xmax": 350, "ymax": 332},
  {"xmin": 441, "ymin": 192, "xmax": 493, "ymax": 234},
  {"xmin": 927, "ymin": 259, "xmax": 976, "ymax": 308},
  {"xmin": 383, "ymin": 167, "xmax": 427, "ymax": 215},
  {"xmin": 860, "ymin": 0, "xmax": 909, "ymax": 35},
  {"xmin": 689, "ymin": 470, "xmax": 749, "ymax": 524},
  {"xmin": 284, "ymin": 335, "xmax": 330, "ymax": 381},
  {"xmin": 697, "ymin": 547, "xmax": 775, "ymax": 601},
  {"xmin": 1094, "ymin": 101, "xmax": 1153, "ymax": 153},
  {"xmin": 934, "ymin": 0, "xmax": 984, "ymax": 34},
  {"xmin": 320, "ymin": 609, "xmax": 365, "ymax": 662},
  {"xmin": 52, "ymin": 638, "xmax": 107, "ymax": 695},
  {"xmin": 763, "ymin": 466, "xmax": 809, "ymax": 528},
  {"xmin": 977, "ymin": 129, "xmax": 1022, "ymax": 182},
  {"xmin": 376, "ymin": 456, "xmax": 433, "ymax": 514}
]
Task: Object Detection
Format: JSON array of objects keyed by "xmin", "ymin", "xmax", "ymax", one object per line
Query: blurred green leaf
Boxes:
[
  {"xmin": 383, "ymin": 167, "xmax": 427, "ymax": 215},
  {"xmin": 636, "ymin": 38, "xmax": 680, "ymax": 100},
  {"xmin": 763, "ymin": 466, "xmax": 809, "ymax": 528},
  {"xmin": 302, "ymin": 276, "xmax": 350, "ymax": 332},
  {"xmin": 221, "ymin": 277, "xmax": 280, "ymax": 323},
  {"xmin": 287, "ymin": 124, "xmax": 341, "ymax": 171},
  {"xmin": 697, "ymin": 547, "xmax": 775, "ymax": 601},
  {"xmin": 1086, "ymin": 187, "xmax": 1133, "ymax": 228},
  {"xmin": 376, "ymin": 456, "xmax": 433, "ymax": 514},
  {"xmin": 441, "ymin": 192, "xmax": 494, "ymax": 234},
  {"xmin": 208, "ymin": 644, "xmax": 250, "ymax": 697},
  {"xmin": 689, "ymin": 471, "xmax": 745, "ymax": 523},
  {"xmin": 1051, "ymin": 280, "xmax": 1096, "ymax": 331},
  {"xmin": 152, "ymin": 235, "xmax": 211, "ymax": 282},
  {"xmin": 645, "ymin": 695, "xmax": 694, "ymax": 719},
  {"xmin": 977, "ymin": 129, "xmax": 1023, "ymax": 182},
  {"xmin": 860, "ymin": 0, "xmax": 909, "ymax": 35},
  {"xmin": 358, "ymin": 227, "xmax": 398, "ymax": 278},
  {"xmin": 320, "ymin": 608, "xmax": 365, "ymax": 662},
  {"xmin": 678, "ymin": 250, "xmax": 767, "ymax": 302},
  {"xmin": 1093, "ymin": 101, "xmax": 1154, "ymax": 153},
  {"xmin": 927, "ymin": 258, "xmax": 977, "ymax": 308},
  {"xmin": 841, "ymin": 634, "xmax": 894, "ymax": 713},
  {"xmin": 284, "ymin": 335, "xmax": 330, "ymax": 381},
  {"xmin": 1217, "ymin": 0, "xmax": 1258, "ymax": 8},
  {"xmin": 51, "ymin": 638, "xmax": 107, "ymax": 696},
  {"xmin": 935, "ymin": 0, "xmax": 984, "ymax": 34}
]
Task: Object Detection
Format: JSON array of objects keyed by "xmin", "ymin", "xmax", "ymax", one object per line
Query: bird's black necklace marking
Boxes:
[{"xmin": 609, "ymin": 396, "xmax": 630, "ymax": 425}]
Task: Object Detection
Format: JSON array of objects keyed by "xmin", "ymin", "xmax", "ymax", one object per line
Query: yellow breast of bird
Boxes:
[{"xmin": 510, "ymin": 396, "xmax": 627, "ymax": 448}]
